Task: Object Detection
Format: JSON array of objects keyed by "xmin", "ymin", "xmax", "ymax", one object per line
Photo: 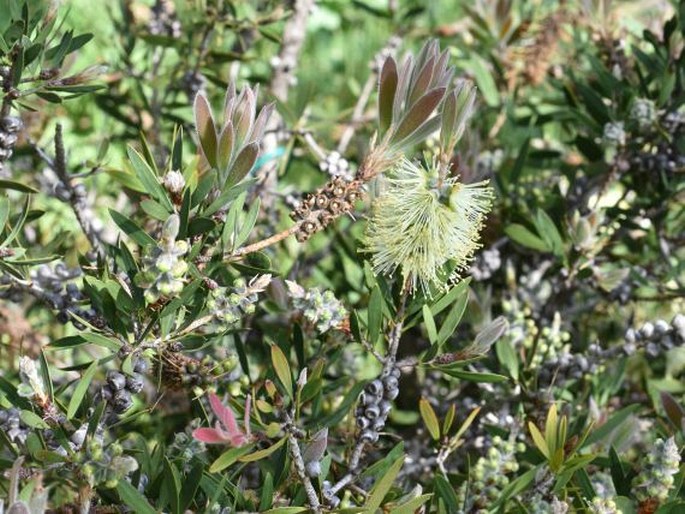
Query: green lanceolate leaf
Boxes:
[
  {"xmin": 67, "ymin": 360, "xmax": 99, "ymax": 420},
  {"xmin": 271, "ymin": 345, "xmax": 293, "ymax": 397},
  {"xmin": 194, "ymin": 92, "xmax": 218, "ymax": 169}
]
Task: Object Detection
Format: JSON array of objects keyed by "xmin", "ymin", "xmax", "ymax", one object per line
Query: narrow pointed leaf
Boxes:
[
  {"xmin": 67, "ymin": 360, "xmax": 98, "ymax": 419},
  {"xmin": 235, "ymin": 197, "xmax": 260, "ymax": 249},
  {"xmin": 392, "ymin": 87, "xmax": 445, "ymax": 145},
  {"xmin": 365, "ymin": 454, "xmax": 405, "ymax": 512},
  {"xmin": 378, "ymin": 57, "xmax": 398, "ymax": 136},
  {"xmin": 303, "ymin": 428, "xmax": 328, "ymax": 464},
  {"xmin": 439, "ymin": 89, "xmax": 457, "ymax": 152},
  {"xmin": 227, "ymin": 143, "xmax": 258, "ymax": 187},
  {"xmin": 239, "ymin": 436, "xmax": 287, "ymax": 462},
  {"xmin": 251, "ymin": 102, "xmax": 275, "ymax": 143},
  {"xmin": 209, "ymin": 445, "xmax": 254, "ymax": 472},
  {"xmin": 419, "ymin": 397, "xmax": 440, "ymax": 440},
  {"xmin": 127, "ymin": 146, "xmax": 173, "ymax": 211},
  {"xmin": 271, "ymin": 345, "xmax": 293, "ymax": 397},
  {"xmin": 529, "ymin": 421, "xmax": 550, "ymax": 459},
  {"xmin": 408, "ymin": 56, "xmax": 436, "ymax": 106},
  {"xmin": 116, "ymin": 480, "xmax": 157, "ymax": 514},
  {"xmin": 233, "ymin": 87, "xmax": 255, "ymax": 148},
  {"xmin": 217, "ymin": 122, "xmax": 235, "ymax": 174},
  {"xmin": 194, "ymin": 93, "xmax": 218, "ymax": 168}
]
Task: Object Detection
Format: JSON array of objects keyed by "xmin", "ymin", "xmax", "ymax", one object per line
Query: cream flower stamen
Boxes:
[{"xmin": 363, "ymin": 158, "xmax": 493, "ymax": 294}]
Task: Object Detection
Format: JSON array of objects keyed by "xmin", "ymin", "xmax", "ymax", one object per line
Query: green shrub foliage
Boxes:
[{"xmin": 0, "ymin": 1, "xmax": 684, "ymax": 512}]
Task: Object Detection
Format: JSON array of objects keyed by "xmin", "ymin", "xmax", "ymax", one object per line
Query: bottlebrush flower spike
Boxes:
[
  {"xmin": 192, "ymin": 393, "xmax": 252, "ymax": 446},
  {"xmin": 363, "ymin": 157, "xmax": 493, "ymax": 295}
]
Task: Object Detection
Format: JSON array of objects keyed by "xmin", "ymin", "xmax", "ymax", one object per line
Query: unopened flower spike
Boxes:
[
  {"xmin": 192, "ymin": 393, "xmax": 252, "ymax": 447},
  {"xmin": 363, "ymin": 157, "xmax": 493, "ymax": 295}
]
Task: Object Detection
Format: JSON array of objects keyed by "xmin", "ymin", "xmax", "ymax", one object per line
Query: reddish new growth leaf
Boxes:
[{"xmin": 193, "ymin": 393, "xmax": 252, "ymax": 447}]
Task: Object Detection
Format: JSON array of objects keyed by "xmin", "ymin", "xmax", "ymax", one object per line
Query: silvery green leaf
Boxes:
[
  {"xmin": 227, "ymin": 143, "xmax": 259, "ymax": 187},
  {"xmin": 233, "ymin": 86, "xmax": 256, "ymax": 149},
  {"xmin": 251, "ymin": 102, "xmax": 275, "ymax": 144},
  {"xmin": 474, "ymin": 316, "xmax": 509, "ymax": 353},
  {"xmin": 193, "ymin": 93, "xmax": 218, "ymax": 169},
  {"xmin": 303, "ymin": 427, "xmax": 328, "ymax": 464},
  {"xmin": 407, "ymin": 55, "xmax": 436, "ymax": 106},
  {"xmin": 217, "ymin": 122, "xmax": 235, "ymax": 176}
]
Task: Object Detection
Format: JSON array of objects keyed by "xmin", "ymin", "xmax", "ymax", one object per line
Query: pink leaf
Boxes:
[
  {"xmin": 192, "ymin": 427, "xmax": 228, "ymax": 444},
  {"xmin": 209, "ymin": 394, "xmax": 241, "ymax": 436},
  {"xmin": 230, "ymin": 433, "xmax": 249, "ymax": 447}
]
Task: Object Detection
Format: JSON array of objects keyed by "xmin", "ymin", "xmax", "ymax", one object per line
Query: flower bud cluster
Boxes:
[
  {"xmin": 0, "ymin": 407, "xmax": 29, "ymax": 444},
  {"xmin": 456, "ymin": 436, "xmax": 524, "ymax": 513},
  {"xmin": 631, "ymin": 437, "xmax": 680, "ymax": 502},
  {"xmin": 630, "ymin": 98, "xmax": 657, "ymax": 130},
  {"xmin": 170, "ymin": 428, "xmax": 207, "ymax": 470},
  {"xmin": 136, "ymin": 215, "xmax": 188, "ymax": 303},
  {"xmin": 162, "ymin": 170, "xmax": 185, "ymax": 197},
  {"xmin": 537, "ymin": 343, "xmax": 611, "ymax": 387},
  {"xmin": 602, "ymin": 121, "xmax": 626, "ymax": 147},
  {"xmin": 354, "ymin": 367, "xmax": 400, "ymax": 444},
  {"xmin": 99, "ymin": 359, "xmax": 147, "ymax": 414},
  {"xmin": 527, "ymin": 494, "xmax": 570, "ymax": 514},
  {"xmin": 207, "ymin": 275, "xmax": 271, "ymax": 330},
  {"xmin": 289, "ymin": 177, "xmax": 363, "ymax": 242},
  {"xmin": 1, "ymin": 262, "xmax": 102, "ymax": 329},
  {"xmin": 624, "ymin": 108, "xmax": 685, "ymax": 176},
  {"xmin": 285, "ymin": 280, "xmax": 347, "ymax": 333},
  {"xmin": 624, "ymin": 314, "xmax": 685, "ymax": 357},
  {"xmin": 587, "ymin": 498, "xmax": 620, "ymax": 514},
  {"xmin": 0, "ymin": 115, "xmax": 22, "ymax": 166},
  {"xmin": 157, "ymin": 348, "xmax": 216, "ymax": 389},
  {"xmin": 319, "ymin": 151, "xmax": 353, "ymax": 181},
  {"xmin": 322, "ymin": 480, "xmax": 341, "ymax": 508},
  {"xmin": 76, "ymin": 439, "xmax": 139, "ymax": 489},
  {"xmin": 148, "ymin": 0, "xmax": 181, "ymax": 38},
  {"xmin": 470, "ymin": 247, "xmax": 502, "ymax": 281},
  {"xmin": 504, "ymin": 303, "xmax": 570, "ymax": 370},
  {"xmin": 53, "ymin": 178, "xmax": 87, "ymax": 203}
]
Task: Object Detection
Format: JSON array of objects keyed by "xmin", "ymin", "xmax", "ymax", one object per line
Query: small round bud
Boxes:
[
  {"xmin": 134, "ymin": 358, "xmax": 149, "ymax": 373},
  {"xmin": 365, "ymin": 404, "xmax": 380, "ymax": 420},
  {"xmin": 372, "ymin": 419, "xmax": 385, "ymax": 431},
  {"xmin": 113, "ymin": 389, "xmax": 133, "ymax": 413},
  {"xmin": 654, "ymin": 319, "xmax": 670, "ymax": 335},
  {"xmin": 107, "ymin": 371, "xmax": 127, "ymax": 391},
  {"xmin": 305, "ymin": 460, "xmax": 321, "ymax": 478},
  {"xmin": 366, "ymin": 379, "xmax": 383, "ymax": 396},
  {"xmin": 163, "ymin": 170, "xmax": 185, "ymax": 194},
  {"xmin": 360, "ymin": 429, "xmax": 379, "ymax": 443},
  {"xmin": 356, "ymin": 416, "xmax": 370, "ymax": 429},
  {"xmin": 383, "ymin": 375, "xmax": 398, "ymax": 392},
  {"xmin": 385, "ymin": 386, "xmax": 399, "ymax": 400},
  {"xmin": 126, "ymin": 375, "xmax": 144, "ymax": 393},
  {"xmin": 640, "ymin": 322, "xmax": 655, "ymax": 340}
]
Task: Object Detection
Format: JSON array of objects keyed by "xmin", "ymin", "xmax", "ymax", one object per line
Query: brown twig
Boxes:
[{"xmin": 228, "ymin": 224, "xmax": 300, "ymax": 259}]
